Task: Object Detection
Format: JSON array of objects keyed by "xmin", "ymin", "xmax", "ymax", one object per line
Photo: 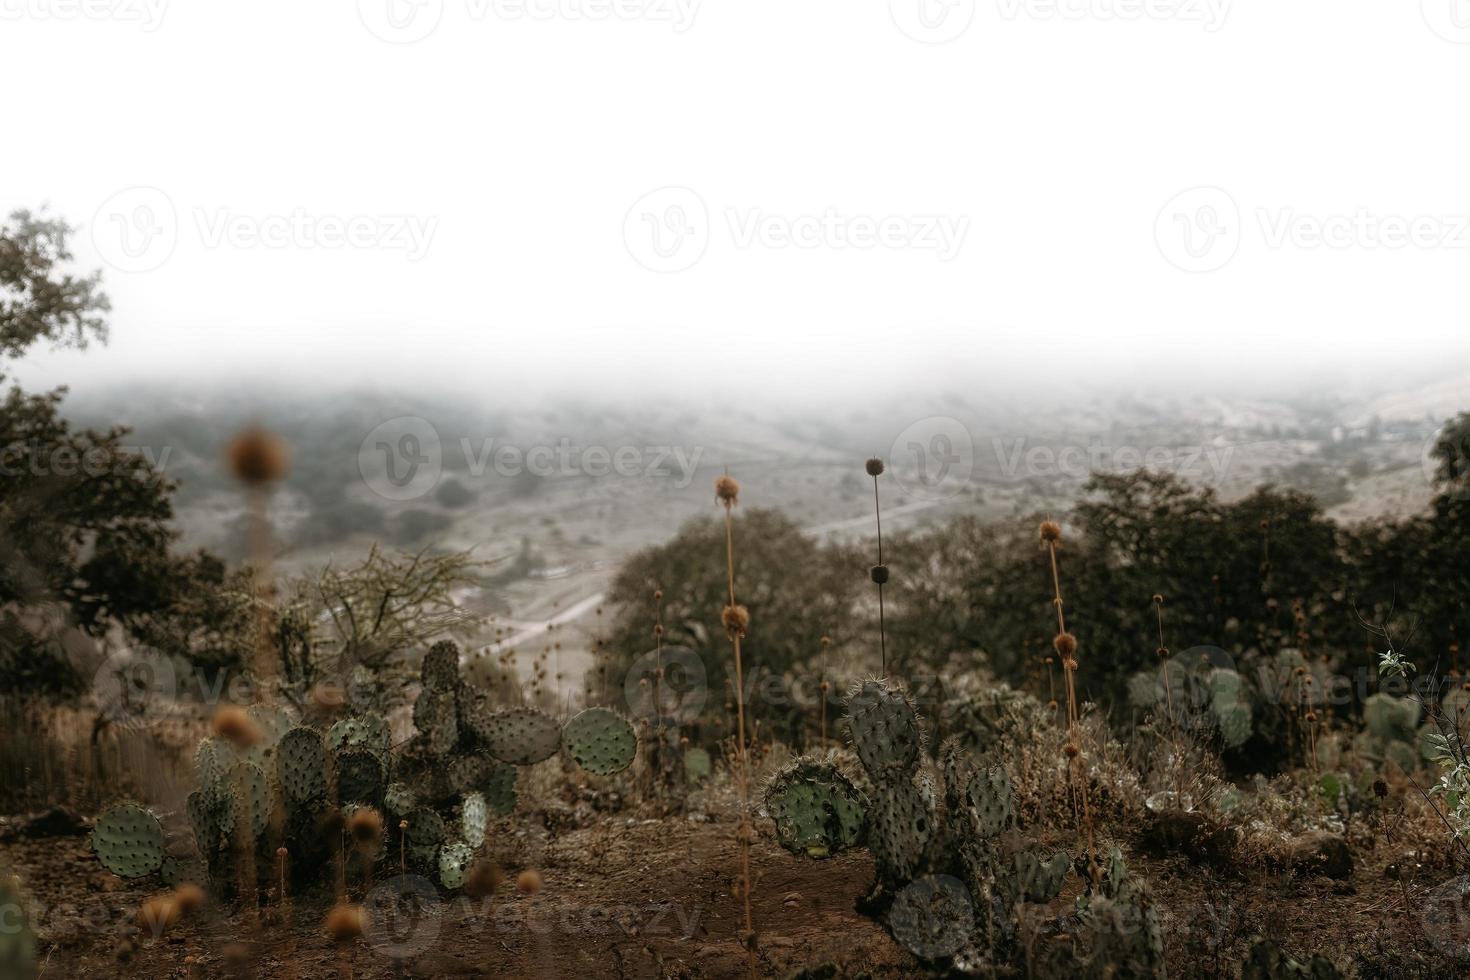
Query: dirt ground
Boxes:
[{"xmin": 3, "ymin": 804, "xmax": 1463, "ymax": 979}]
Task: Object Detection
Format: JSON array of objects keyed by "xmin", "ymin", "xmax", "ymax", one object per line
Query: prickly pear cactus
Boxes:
[
  {"xmin": 337, "ymin": 749, "xmax": 386, "ymax": 804},
  {"xmin": 764, "ymin": 757, "xmax": 867, "ymax": 858},
  {"xmin": 422, "ymin": 640, "xmax": 462, "ymax": 691},
  {"xmin": 867, "ymin": 773, "xmax": 936, "ymax": 885},
  {"xmin": 1364, "ymin": 694, "xmax": 1420, "ymax": 743},
  {"xmin": 461, "ymin": 792, "xmax": 489, "ymax": 845},
  {"xmin": 480, "ymin": 707, "xmax": 562, "ymax": 766},
  {"xmin": 92, "ymin": 803, "xmax": 166, "ymax": 879},
  {"xmin": 1241, "ymin": 938, "xmax": 1342, "ymax": 980},
  {"xmin": 328, "ymin": 715, "xmax": 391, "ymax": 761},
  {"xmin": 187, "ymin": 789, "xmax": 229, "ymax": 856},
  {"xmin": 196, "ymin": 737, "xmax": 234, "ymax": 793},
  {"xmin": 1210, "ymin": 669, "xmax": 1253, "ymax": 749},
  {"xmin": 562, "ymin": 707, "xmax": 638, "ymax": 775},
  {"xmin": 845, "ymin": 678, "xmax": 922, "ymax": 779},
  {"xmin": 438, "ymin": 840, "xmax": 475, "ymax": 889},
  {"xmin": 385, "ymin": 782, "xmax": 418, "ymax": 819},
  {"xmin": 228, "ymin": 761, "xmax": 274, "ymax": 840},
  {"xmin": 414, "ymin": 687, "xmax": 460, "ymax": 757},
  {"xmin": 1012, "ymin": 849, "xmax": 1070, "ymax": 903},
  {"xmin": 962, "ymin": 764, "xmax": 1013, "ymax": 839},
  {"xmin": 0, "ymin": 875, "xmax": 36, "ymax": 979},
  {"xmin": 245, "ymin": 705, "xmax": 294, "ymax": 770},
  {"xmin": 1217, "ymin": 703, "xmax": 1253, "ymax": 749},
  {"xmin": 402, "ymin": 808, "xmax": 446, "ymax": 871},
  {"xmin": 887, "ymin": 874, "xmax": 976, "ymax": 963},
  {"xmin": 278, "ymin": 727, "xmax": 327, "ymax": 808}
]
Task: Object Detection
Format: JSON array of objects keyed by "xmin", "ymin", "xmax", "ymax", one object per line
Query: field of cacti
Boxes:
[{"xmin": 7, "ymin": 214, "xmax": 1470, "ymax": 978}]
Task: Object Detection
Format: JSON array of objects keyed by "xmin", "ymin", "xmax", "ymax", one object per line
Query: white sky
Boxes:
[{"xmin": 4, "ymin": 1, "xmax": 1470, "ymax": 409}]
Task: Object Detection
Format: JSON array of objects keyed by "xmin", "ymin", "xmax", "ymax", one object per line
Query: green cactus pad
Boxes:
[
  {"xmin": 684, "ymin": 746, "xmax": 712, "ymax": 784},
  {"xmin": 403, "ymin": 808, "xmax": 446, "ymax": 871},
  {"xmin": 413, "ymin": 688, "xmax": 460, "ymax": 756},
  {"xmin": 480, "ymin": 707, "xmax": 562, "ymax": 766},
  {"xmin": 422, "ymin": 640, "xmax": 462, "ymax": 691},
  {"xmin": 187, "ymin": 790, "xmax": 224, "ymax": 854},
  {"xmin": 278, "ymin": 727, "xmax": 328, "ymax": 808},
  {"xmin": 328, "ymin": 715, "xmax": 391, "ymax": 760},
  {"xmin": 1014, "ymin": 849, "xmax": 1070, "ymax": 903},
  {"xmin": 337, "ymin": 749, "xmax": 386, "ymax": 804},
  {"xmin": 159, "ymin": 855, "xmax": 207, "ymax": 888},
  {"xmin": 92, "ymin": 803, "xmax": 165, "ymax": 879},
  {"xmin": 244, "ymin": 705, "xmax": 294, "ymax": 770},
  {"xmin": 461, "ymin": 792, "xmax": 489, "ymax": 845},
  {"xmin": 438, "ymin": 840, "xmax": 475, "ymax": 889},
  {"xmin": 0, "ymin": 877, "xmax": 37, "ymax": 979},
  {"xmin": 764, "ymin": 757, "xmax": 867, "ymax": 858},
  {"xmin": 845, "ymin": 678, "xmax": 922, "ymax": 779},
  {"xmin": 562, "ymin": 707, "xmax": 638, "ymax": 775},
  {"xmin": 228, "ymin": 762, "xmax": 273, "ymax": 840},
  {"xmin": 456, "ymin": 684, "xmax": 497, "ymax": 742},
  {"xmin": 867, "ymin": 774, "xmax": 935, "ymax": 884},
  {"xmin": 1217, "ymin": 703, "xmax": 1253, "ymax": 749},
  {"xmin": 385, "ymin": 782, "xmax": 418, "ymax": 818},
  {"xmin": 963, "ymin": 764, "xmax": 1013, "ymax": 838},
  {"xmin": 887, "ymin": 874, "xmax": 975, "ymax": 961},
  {"xmin": 1364, "ymin": 694, "xmax": 1420, "ymax": 743},
  {"xmin": 195, "ymin": 737, "xmax": 234, "ymax": 793},
  {"xmin": 483, "ymin": 760, "xmax": 518, "ymax": 815}
]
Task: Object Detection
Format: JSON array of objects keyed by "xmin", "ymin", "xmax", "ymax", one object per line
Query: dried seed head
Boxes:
[
  {"xmin": 211, "ymin": 706, "xmax": 262, "ymax": 749},
  {"xmin": 1053, "ymin": 633, "xmax": 1078, "ymax": 658},
  {"xmin": 869, "ymin": 564, "xmax": 889, "ymax": 585},
  {"xmin": 1063, "ymin": 742, "xmax": 1080, "ymax": 758},
  {"xmin": 653, "ymin": 589, "xmax": 663, "ymax": 601},
  {"xmin": 1304, "ymin": 711, "xmax": 1318, "ymax": 724},
  {"xmin": 464, "ymin": 860, "xmax": 505, "ymax": 900},
  {"xmin": 1152, "ymin": 594, "xmax": 1164, "ymax": 605},
  {"xmin": 1047, "ymin": 699, "xmax": 1059, "ymax": 711},
  {"xmin": 721, "ymin": 604, "xmax": 750, "ymax": 636},
  {"xmin": 865, "ymin": 457, "xmax": 885, "ymax": 477},
  {"xmin": 653, "ymin": 623, "xmax": 664, "ymax": 637},
  {"xmin": 226, "ymin": 427, "xmax": 290, "ymax": 486},
  {"xmin": 1156, "ymin": 646, "xmax": 1170, "ymax": 659},
  {"xmin": 1373, "ymin": 778, "xmax": 1388, "ymax": 798},
  {"xmin": 349, "ymin": 808, "xmax": 383, "ymax": 846},
  {"xmin": 323, "ymin": 904, "xmax": 366, "ymax": 941},
  {"xmin": 714, "ymin": 474, "xmax": 740, "ymax": 505},
  {"xmin": 820, "ymin": 634, "xmax": 831, "ymax": 647},
  {"xmin": 1039, "ymin": 520, "xmax": 1062, "ymax": 544},
  {"xmin": 819, "ymin": 681, "xmax": 830, "ymax": 692},
  {"xmin": 173, "ymin": 884, "xmax": 206, "ymax": 915},
  {"xmin": 516, "ymin": 869, "xmax": 544, "ymax": 895}
]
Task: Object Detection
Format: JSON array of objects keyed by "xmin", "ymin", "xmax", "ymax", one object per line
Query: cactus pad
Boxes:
[
  {"xmin": 461, "ymin": 792, "xmax": 489, "ymax": 845},
  {"xmin": 684, "ymin": 746, "xmax": 712, "ymax": 784},
  {"xmin": 422, "ymin": 640, "xmax": 461, "ymax": 691},
  {"xmin": 438, "ymin": 840, "xmax": 475, "ymax": 889},
  {"xmin": 562, "ymin": 707, "xmax": 638, "ymax": 775},
  {"xmin": 1014, "ymin": 849, "xmax": 1070, "ymax": 903},
  {"xmin": 867, "ymin": 774, "xmax": 935, "ymax": 884},
  {"xmin": 962, "ymin": 765, "xmax": 1013, "ymax": 839},
  {"xmin": 845, "ymin": 679, "xmax": 922, "ymax": 779},
  {"xmin": 278, "ymin": 727, "xmax": 328, "ymax": 808},
  {"xmin": 228, "ymin": 762, "xmax": 273, "ymax": 840},
  {"xmin": 480, "ymin": 707, "xmax": 562, "ymax": 766},
  {"xmin": 337, "ymin": 749, "xmax": 386, "ymax": 804},
  {"xmin": 92, "ymin": 803, "xmax": 165, "ymax": 879},
  {"xmin": 413, "ymin": 688, "xmax": 460, "ymax": 756},
  {"xmin": 764, "ymin": 757, "xmax": 867, "ymax": 858},
  {"xmin": 403, "ymin": 808, "xmax": 446, "ymax": 871},
  {"xmin": 1217, "ymin": 703, "xmax": 1252, "ymax": 749},
  {"xmin": 385, "ymin": 782, "xmax": 418, "ymax": 818},
  {"xmin": 328, "ymin": 715, "xmax": 391, "ymax": 760},
  {"xmin": 887, "ymin": 874, "xmax": 975, "ymax": 961}
]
